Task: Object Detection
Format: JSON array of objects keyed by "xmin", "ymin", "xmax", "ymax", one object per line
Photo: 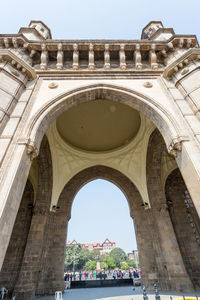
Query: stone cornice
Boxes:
[
  {"xmin": 0, "ymin": 34, "xmax": 197, "ymax": 48},
  {"xmin": 0, "ymin": 34, "xmax": 198, "ymax": 73},
  {"xmin": 0, "ymin": 49, "xmax": 36, "ymax": 80},
  {"xmin": 163, "ymin": 48, "xmax": 200, "ymax": 78}
]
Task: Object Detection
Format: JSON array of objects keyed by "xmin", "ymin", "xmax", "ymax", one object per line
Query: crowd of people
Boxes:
[{"xmin": 64, "ymin": 268, "xmax": 141, "ymax": 282}]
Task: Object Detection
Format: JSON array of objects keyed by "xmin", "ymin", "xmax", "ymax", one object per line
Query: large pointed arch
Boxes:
[{"xmin": 23, "ymin": 83, "xmax": 185, "ymax": 152}]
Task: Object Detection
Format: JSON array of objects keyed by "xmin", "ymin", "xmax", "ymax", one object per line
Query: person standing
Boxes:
[
  {"xmin": 73, "ymin": 272, "xmax": 76, "ymax": 281},
  {"xmin": 113, "ymin": 271, "xmax": 116, "ymax": 280},
  {"xmin": 79, "ymin": 271, "xmax": 82, "ymax": 280}
]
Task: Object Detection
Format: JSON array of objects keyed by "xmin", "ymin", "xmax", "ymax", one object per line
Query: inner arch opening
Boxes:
[{"xmin": 66, "ymin": 179, "xmax": 139, "ymax": 275}]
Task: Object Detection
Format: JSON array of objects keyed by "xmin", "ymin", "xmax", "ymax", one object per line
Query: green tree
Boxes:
[
  {"xmin": 65, "ymin": 244, "xmax": 92, "ymax": 271},
  {"xmin": 85, "ymin": 260, "xmax": 97, "ymax": 271},
  {"xmin": 109, "ymin": 248, "xmax": 128, "ymax": 268},
  {"xmin": 90, "ymin": 249, "xmax": 100, "ymax": 260},
  {"xmin": 120, "ymin": 261, "xmax": 129, "ymax": 270},
  {"xmin": 106, "ymin": 256, "xmax": 116, "ymax": 269},
  {"xmin": 127, "ymin": 258, "xmax": 137, "ymax": 268},
  {"xmin": 101, "ymin": 261, "xmax": 108, "ymax": 270}
]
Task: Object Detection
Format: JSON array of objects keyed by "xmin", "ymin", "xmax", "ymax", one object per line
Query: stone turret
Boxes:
[
  {"xmin": 141, "ymin": 21, "xmax": 174, "ymax": 41},
  {"xmin": 18, "ymin": 20, "xmax": 51, "ymax": 41}
]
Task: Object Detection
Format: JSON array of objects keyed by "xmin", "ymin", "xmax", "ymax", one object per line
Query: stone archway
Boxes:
[
  {"xmin": 27, "ymin": 84, "xmax": 181, "ymax": 150},
  {"xmin": 30, "ymin": 164, "xmax": 156, "ymax": 295},
  {"xmin": 0, "ymin": 20, "xmax": 200, "ymax": 300},
  {"xmin": 1, "ymin": 82, "xmax": 200, "ymax": 279},
  {"xmin": 0, "ymin": 115, "xmax": 198, "ymax": 298}
]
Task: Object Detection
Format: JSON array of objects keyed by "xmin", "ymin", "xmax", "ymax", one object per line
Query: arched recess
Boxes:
[
  {"xmin": 34, "ymin": 165, "xmax": 161, "ymax": 294},
  {"xmin": 165, "ymin": 168, "xmax": 200, "ymax": 290}
]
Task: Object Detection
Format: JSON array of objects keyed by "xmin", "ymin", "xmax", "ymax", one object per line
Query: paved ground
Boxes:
[{"xmin": 36, "ymin": 286, "xmax": 200, "ymax": 300}]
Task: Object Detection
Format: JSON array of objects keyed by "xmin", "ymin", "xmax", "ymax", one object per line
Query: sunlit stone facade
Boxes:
[{"xmin": 0, "ymin": 21, "xmax": 200, "ymax": 298}]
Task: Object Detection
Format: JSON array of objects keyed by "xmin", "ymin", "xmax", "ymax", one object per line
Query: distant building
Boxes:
[
  {"xmin": 128, "ymin": 250, "xmax": 139, "ymax": 268},
  {"xmin": 128, "ymin": 250, "xmax": 139, "ymax": 260},
  {"xmin": 67, "ymin": 238, "xmax": 116, "ymax": 255}
]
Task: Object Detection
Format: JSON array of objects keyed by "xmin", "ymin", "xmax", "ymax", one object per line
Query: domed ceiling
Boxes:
[{"xmin": 56, "ymin": 99, "xmax": 141, "ymax": 152}]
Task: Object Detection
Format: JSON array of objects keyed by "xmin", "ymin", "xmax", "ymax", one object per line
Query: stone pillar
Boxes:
[
  {"xmin": 35, "ymin": 213, "xmax": 68, "ymax": 295},
  {"xmin": 163, "ymin": 49, "xmax": 200, "ymax": 219},
  {"xmin": 146, "ymin": 130, "xmax": 193, "ymax": 291},
  {"xmin": 0, "ymin": 180, "xmax": 34, "ymax": 294},
  {"xmin": 0, "ymin": 51, "xmax": 36, "ymax": 272},
  {"xmin": 0, "ymin": 50, "xmax": 36, "ymax": 164},
  {"xmin": 166, "ymin": 169, "xmax": 200, "ymax": 290},
  {"xmin": 175, "ymin": 62, "xmax": 200, "ymax": 120},
  {"xmin": 0, "ymin": 58, "xmax": 26, "ymax": 134},
  {"xmin": 14, "ymin": 136, "xmax": 52, "ymax": 299},
  {"xmin": 132, "ymin": 205, "xmax": 159, "ymax": 289},
  {"xmin": 0, "ymin": 145, "xmax": 32, "ymax": 272}
]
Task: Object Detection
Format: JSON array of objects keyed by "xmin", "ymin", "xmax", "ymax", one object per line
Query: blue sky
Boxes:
[
  {"xmin": 0, "ymin": 0, "xmax": 200, "ymax": 41},
  {"xmin": 67, "ymin": 179, "xmax": 137, "ymax": 253},
  {"xmin": 1, "ymin": 0, "xmax": 199, "ymax": 254}
]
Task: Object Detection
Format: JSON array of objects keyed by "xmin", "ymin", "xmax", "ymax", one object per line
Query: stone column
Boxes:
[
  {"xmin": 14, "ymin": 136, "xmax": 52, "ymax": 299},
  {"xmin": 0, "ymin": 145, "xmax": 32, "ymax": 272},
  {"xmin": 132, "ymin": 207, "xmax": 159, "ymax": 289},
  {"xmin": 0, "ymin": 51, "xmax": 36, "ymax": 272},
  {"xmin": 163, "ymin": 49, "xmax": 200, "ymax": 219},
  {"xmin": 166, "ymin": 169, "xmax": 200, "ymax": 289},
  {"xmin": 0, "ymin": 180, "xmax": 34, "ymax": 294},
  {"xmin": 35, "ymin": 213, "xmax": 69, "ymax": 295},
  {"xmin": 146, "ymin": 130, "xmax": 193, "ymax": 291}
]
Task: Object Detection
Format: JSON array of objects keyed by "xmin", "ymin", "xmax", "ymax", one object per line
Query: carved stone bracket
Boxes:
[
  {"xmin": 26, "ymin": 140, "xmax": 38, "ymax": 160},
  {"xmin": 167, "ymin": 137, "xmax": 188, "ymax": 157}
]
